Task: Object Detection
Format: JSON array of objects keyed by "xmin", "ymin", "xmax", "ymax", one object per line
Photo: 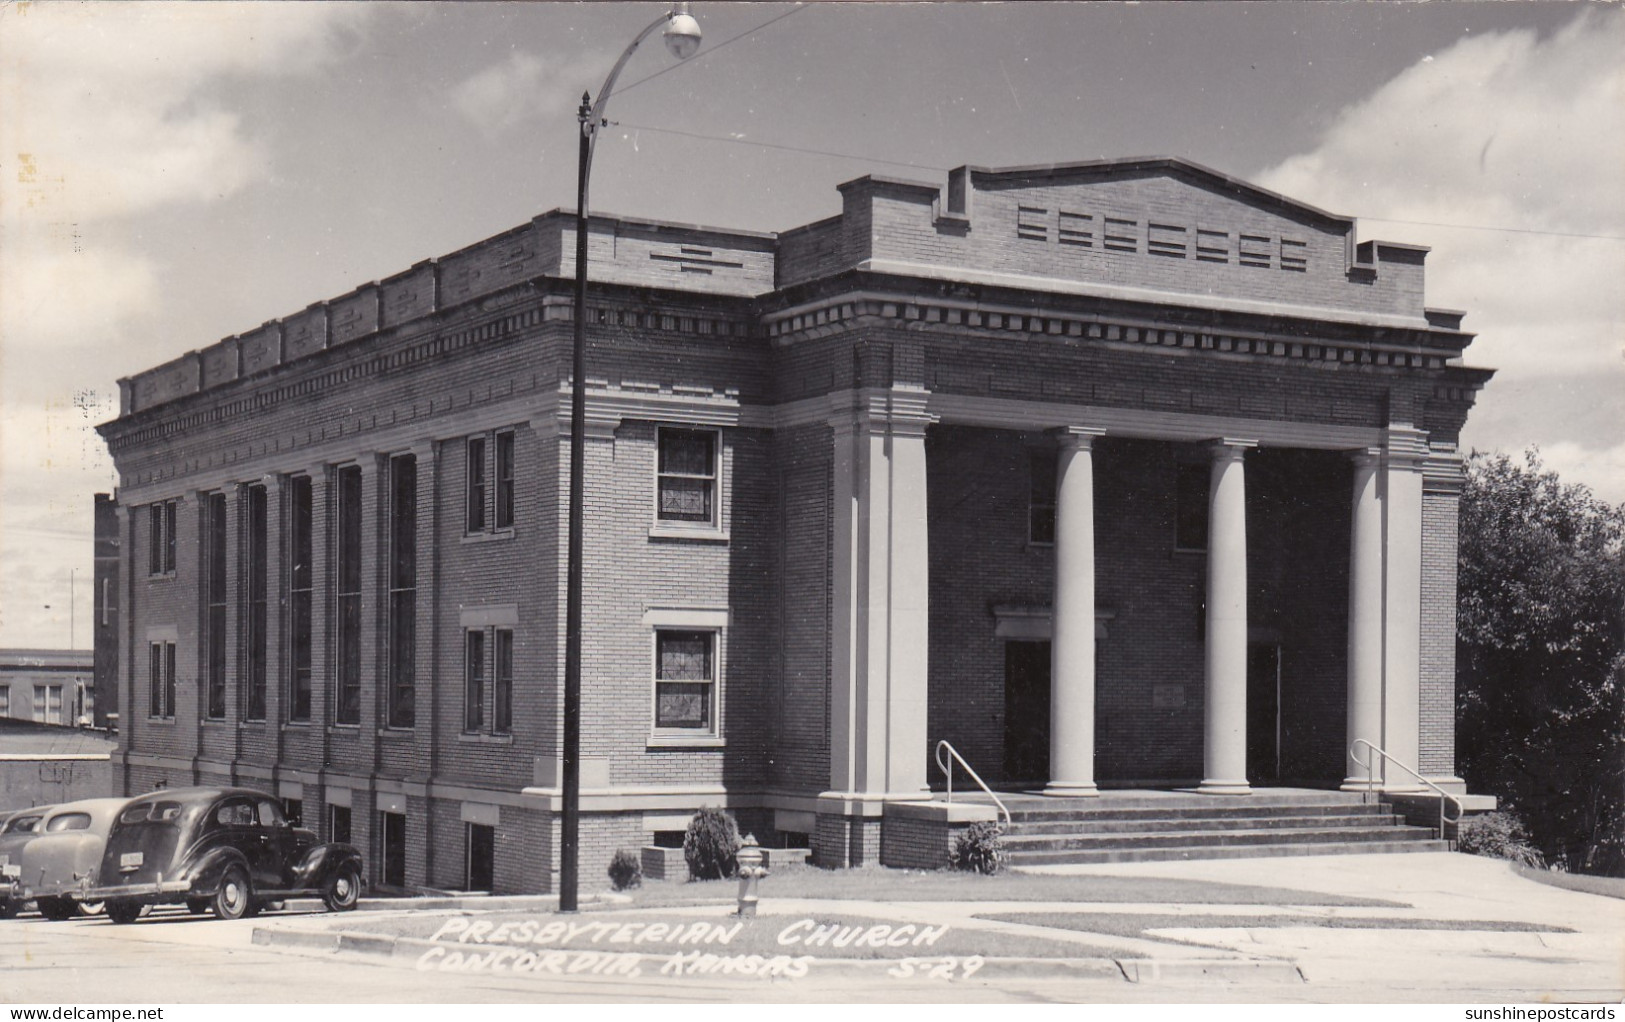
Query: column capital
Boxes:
[
  {"xmin": 1210, "ymin": 438, "xmax": 1257, "ymax": 461},
  {"xmin": 406, "ymin": 440, "xmax": 437, "ymax": 463},
  {"xmin": 828, "ymin": 387, "xmax": 939, "ymax": 439},
  {"xmin": 1382, "ymin": 425, "xmax": 1431, "ymax": 468},
  {"xmin": 1349, "ymin": 446, "xmax": 1384, "ymax": 468},
  {"xmin": 1049, "ymin": 425, "xmax": 1106, "ymax": 450}
]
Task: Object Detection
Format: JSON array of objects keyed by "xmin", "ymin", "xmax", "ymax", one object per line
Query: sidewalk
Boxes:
[{"xmin": 244, "ymin": 851, "xmax": 1625, "ymax": 1000}]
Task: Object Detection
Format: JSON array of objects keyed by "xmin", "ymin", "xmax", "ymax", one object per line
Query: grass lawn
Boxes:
[
  {"xmin": 610, "ymin": 861, "xmax": 1403, "ymax": 908},
  {"xmin": 350, "ymin": 910, "xmax": 1117, "ymax": 959},
  {"xmin": 975, "ymin": 911, "xmax": 1575, "ymax": 945},
  {"xmin": 1513, "ymin": 863, "xmax": 1625, "ymax": 900}
]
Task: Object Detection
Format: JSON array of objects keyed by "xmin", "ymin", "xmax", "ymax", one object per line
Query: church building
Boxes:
[{"xmin": 97, "ymin": 157, "xmax": 1493, "ymax": 889}]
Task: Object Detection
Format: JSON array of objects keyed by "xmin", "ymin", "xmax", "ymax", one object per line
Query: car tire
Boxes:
[
  {"xmin": 212, "ymin": 866, "xmax": 252, "ymax": 921},
  {"xmin": 76, "ymin": 901, "xmax": 105, "ymax": 918},
  {"xmin": 322, "ymin": 865, "xmax": 361, "ymax": 913},
  {"xmin": 105, "ymin": 901, "xmax": 142, "ymax": 925},
  {"xmin": 36, "ymin": 897, "xmax": 76, "ymax": 921},
  {"xmin": 1, "ymin": 898, "xmax": 21, "ymax": 920}
]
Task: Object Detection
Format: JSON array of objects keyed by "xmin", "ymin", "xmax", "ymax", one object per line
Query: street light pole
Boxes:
[{"xmin": 561, "ymin": 3, "xmax": 702, "ymax": 915}]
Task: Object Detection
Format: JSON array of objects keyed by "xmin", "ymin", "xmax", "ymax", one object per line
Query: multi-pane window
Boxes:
[
  {"xmin": 388, "ymin": 454, "xmax": 416, "ymax": 729},
  {"xmin": 1029, "ymin": 451, "xmax": 1057, "ymax": 546},
  {"xmin": 32, "ymin": 685, "xmax": 62, "ymax": 724},
  {"xmin": 243, "ymin": 484, "xmax": 268, "ymax": 721},
  {"xmin": 203, "ymin": 493, "xmax": 228, "ymax": 720},
  {"xmin": 283, "ymin": 798, "xmax": 303, "ymax": 829},
  {"xmin": 654, "ymin": 629, "xmax": 716, "ymax": 733},
  {"xmin": 1175, "ymin": 459, "xmax": 1210, "ymax": 551},
  {"xmin": 465, "ymin": 436, "xmax": 487, "ymax": 533},
  {"xmin": 148, "ymin": 641, "xmax": 176, "ymax": 718},
  {"xmin": 148, "ymin": 500, "xmax": 176, "ymax": 575},
  {"xmin": 495, "ymin": 430, "xmax": 516, "ymax": 530},
  {"xmin": 494, "ymin": 628, "xmax": 513, "ymax": 735},
  {"xmin": 463, "ymin": 629, "xmax": 485, "ymax": 732},
  {"xmin": 328, "ymin": 804, "xmax": 352, "ymax": 845},
  {"xmin": 287, "ymin": 475, "xmax": 313, "ymax": 722},
  {"xmin": 334, "ymin": 465, "xmax": 362, "ymax": 725},
  {"xmin": 656, "ymin": 428, "xmax": 717, "ymax": 525}
]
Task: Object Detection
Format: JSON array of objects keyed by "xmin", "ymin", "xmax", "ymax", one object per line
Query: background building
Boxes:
[
  {"xmin": 96, "ymin": 158, "xmax": 1492, "ymax": 890},
  {"xmin": 0, "ymin": 649, "xmax": 94, "ymax": 727}
]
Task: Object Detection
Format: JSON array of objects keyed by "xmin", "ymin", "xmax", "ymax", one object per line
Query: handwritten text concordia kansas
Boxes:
[{"xmin": 416, "ymin": 916, "xmax": 965, "ymax": 980}]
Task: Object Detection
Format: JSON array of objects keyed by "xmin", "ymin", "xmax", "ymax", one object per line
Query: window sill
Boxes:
[
  {"xmin": 146, "ymin": 717, "xmax": 175, "ymax": 726},
  {"xmin": 201, "ymin": 718, "xmax": 229, "ymax": 727},
  {"xmin": 377, "ymin": 727, "xmax": 415, "ymax": 739},
  {"xmin": 327, "ymin": 724, "xmax": 362, "ymax": 736},
  {"xmin": 461, "ymin": 529, "xmax": 517, "ymax": 545},
  {"xmin": 281, "ymin": 721, "xmax": 312, "ymax": 730},
  {"xmin": 146, "ymin": 572, "xmax": 176, "ymax": 582},
  {"xmin": 238, "ymin": 720, "xmax": 268, "ymax": 730},
  {"xmin": 647, "ymin": 735, "xmax": 725, "ymax": 749},
  {"xmin": 458, "ymin": 732, "xmax": 514, "ymax": 745},
  {"xmin": 649, "ymin": 523, "xmax": 729, "ymax": 543}
]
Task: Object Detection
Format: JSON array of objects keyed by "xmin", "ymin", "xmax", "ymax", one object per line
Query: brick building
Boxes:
[{"xmin": 96, "ymin": 157, "xmax": 1492, "ymax": 890}]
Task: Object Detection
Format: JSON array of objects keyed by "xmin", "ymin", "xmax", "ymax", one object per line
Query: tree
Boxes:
[{"xmin": 1457, "ymin": 449, "xmax": 1625, "ymax": 876}]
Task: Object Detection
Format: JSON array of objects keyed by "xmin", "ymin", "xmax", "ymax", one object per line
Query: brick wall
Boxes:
[{"xmin": 1421, "ymin": 488, "xmax": 1460, "ymax": 777}]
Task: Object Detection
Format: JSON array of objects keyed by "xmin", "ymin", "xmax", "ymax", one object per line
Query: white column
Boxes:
[
  {"xmin": 1380, "ymin": 428, "xmax": 1427, "ymax": 790},
  {"xmin": 1343, "ymin": 448, "xmax": 1385, "ymax": 789},
  {"xmin": 1046, "ymin": 427, "xmax": 1105, "ymax": 796},
  {"xmin": 827, "ymin": 391, "xmax": 935, "ymax": 800},
  {"xmin": 1200, "ymin": 439, "xmax": 1254, "ymax": 795}
]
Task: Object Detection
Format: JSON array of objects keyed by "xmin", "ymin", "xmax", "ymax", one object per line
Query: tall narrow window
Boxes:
[
  {"xmin": 657, "ymin": 428, "xmax": 717, "ymax": 525},
  {"xmin": 1175, "ymin": 459, "xmax": 1210, "ymax": 552},
  {"xmin": 494, "ymin": 628, "xmax": 513, "ymax": 734},
  {"xmin": 204, "ymin": 493, "xmax": 228, "ymax": 720},
  {"xmin": 1029, "ymin": 451, "xmax": 1057, "ymax": 546},
  {"xmin": 287, "ymin": 475, "xmax": 313, "ymax": 722},
  {"xmin": 464, "ymin": 629, "xmax": 485, "ymax": 732},
  {"xmin": 465, "ymin": 436, "xmax": 487, "ymax": 533},
  {"xmin": 387, "ymin": 454, "xmax": 416, "ymax": 729},
  {"xmin": 148, "ymin": 500, "xmax": 176, "ymax": 575},
  {"xmin": 495, "ymin": 430, "xmax": 516, "ymax": 530},
  {"xmin": 334, "ymin": 465, "xmax": 362, "ymax": 726},
  {"xmin": 149, "ymin": 641, "xmax": 175, "ymax": 718},
  {"xmin": 654, "ymin": 629, "xmax": 715, "ymax": 734},
  {"xmin": 244, "ymin": 485, "xmax": 268, "ymax": 721}
]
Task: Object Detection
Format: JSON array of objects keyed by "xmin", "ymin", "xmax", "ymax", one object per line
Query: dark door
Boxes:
[
  {"xmin": 466, "ymin": 823, "xmax": 494, "ymax": 892},
  {"xmin": 1247, "ymin": 643, "xmax": 1282, "ymax": 783},
  {"xmin": 328, "ymin": 804, "xmax": 352, "ymax": 845},
  {"xmin": 1003, "ymin": 641, "xmax": 1051, "ymax": 784},
  {"xmin": 381, "ymin": 811, "xmax": 406, "ymax": 888},
  {"xmin": 254, "ymin": 798, "xmax": 298, "ymax": 889}
]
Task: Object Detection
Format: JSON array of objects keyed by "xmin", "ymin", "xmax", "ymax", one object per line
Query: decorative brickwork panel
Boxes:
[
  {"xmin": 199, "ymin": 340, "xmax": 238, "ymax": 389},
  {"xmin": 283, "ymin": 308, "xmax": 327, "ymax": 361},
  {"xmin": 381, "ymin": 264, "xmax": 437, "ymax": 327},
  {"xmin": 329, "ymin": 287, "xmax": 380, "ymax": 346},
  {"xmin": 238, "ymin": 325, "xmax": 282, "ymax": 376},
  {"xmin": 1420, "ymin": 490, "xmax": 1460, "ymax": 777}
]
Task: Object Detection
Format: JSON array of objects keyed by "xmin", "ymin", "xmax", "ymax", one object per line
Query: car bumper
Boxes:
[{"xmin": 85, "ymin": 881, "xmax": 191, "ymax": 901}]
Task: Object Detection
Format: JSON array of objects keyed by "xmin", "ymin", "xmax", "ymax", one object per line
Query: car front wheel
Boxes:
[
  {"xmin": 105, "ymin": 901, "xmax": 142, "ymax": 925},
  {"xmin": 322, "ymin": 865, "xmax": 361, "ymax": 913},
  {"xmin": 213, "ymin": 867, "xmax": 252, "ymax": 921},
  {"xmin": 36, "ymin": 897, "xmax": 76, "ymax": 921}
]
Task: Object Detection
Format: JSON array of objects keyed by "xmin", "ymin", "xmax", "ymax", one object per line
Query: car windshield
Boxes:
[
  {"xmin": 118, "ymin": 801, "xmax": 186, "ymax": 826},
  {"xmin": 3, "ymin": 815, "xmax": 44, "ymax": 834},
  {"xmin": 44, "ymin": 813, "xmax": 92, "ymax": 832}
]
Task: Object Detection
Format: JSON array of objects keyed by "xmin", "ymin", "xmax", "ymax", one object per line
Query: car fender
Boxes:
[
  {"xmin": 181, "ymin": 846, "xmax": 253, "ymax": 895},
  {"xmin": 290, "ymin": 842, "xmax": 363, "ymax": 889}
]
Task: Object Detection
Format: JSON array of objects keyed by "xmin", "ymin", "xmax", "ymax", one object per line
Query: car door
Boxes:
[
  {"xmin": 254, "ymin": 799, "xmax": 298, "ymax": 891},
  {"xmin": 213, "ymin": 797, "xmax": 275, "ymax": 891}
]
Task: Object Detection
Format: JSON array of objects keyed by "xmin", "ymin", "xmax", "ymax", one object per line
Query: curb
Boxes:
[{"xmin": 250, "ymin": 924, "xmax": 1304, "ymax": 985}]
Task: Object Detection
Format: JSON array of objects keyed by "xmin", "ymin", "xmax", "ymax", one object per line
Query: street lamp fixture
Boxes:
[{"xmin": 562, "ymin": 3, "xmax": 702, "ymax": 915}]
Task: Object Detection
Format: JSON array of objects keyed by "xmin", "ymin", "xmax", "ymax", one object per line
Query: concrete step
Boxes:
[
  {"xmin": 988, "ymin": 791, "xmax": 1377, "ymax": 813},
  {"xmin": 1003, "ymin": 825, "xmax": 1438, "ymax": 853},
  {"xmin": 1008, "ymin": 838, "xmax": 1451, "ymax": 866},
  {"xmin": 1009, "ymin": 812, "xmax": 1402, "ymax": 836},
  {"xmin": 1005, "ymin": 803, "xmax": 1389, "ymax": 824}
]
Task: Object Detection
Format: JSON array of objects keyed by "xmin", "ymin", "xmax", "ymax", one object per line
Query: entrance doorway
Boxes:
[
  {"xmin": 380, "ymin": 810, "xmax": 406, "ymax": 888},
  {"xmin": 1247, "ymin": 643, "xmax": 1282, "ymax": 783},
  {"xmin": 1003, "ymin": 641, "xmax": 1051, "ymax": 783}
]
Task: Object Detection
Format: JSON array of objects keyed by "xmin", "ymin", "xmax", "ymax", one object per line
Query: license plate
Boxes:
[{"xmin": 120, "ymin": 852, "xmax": 143, "ymax": 870}]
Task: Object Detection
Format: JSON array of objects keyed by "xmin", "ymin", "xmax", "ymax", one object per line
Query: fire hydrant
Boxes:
[{"xmin": 735, "ymin": 834, "xmax": 768, "ymax": 917}]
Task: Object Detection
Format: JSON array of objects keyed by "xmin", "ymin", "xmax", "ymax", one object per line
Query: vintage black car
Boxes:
[{"xmin": 87, "ymin": 787, "xmax": 364, "ymax": 923}]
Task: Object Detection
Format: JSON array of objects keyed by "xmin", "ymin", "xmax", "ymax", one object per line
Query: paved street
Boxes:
[{"xmin": 1, "ymin": 853, "xmax": 1621, "ymax": 1004}]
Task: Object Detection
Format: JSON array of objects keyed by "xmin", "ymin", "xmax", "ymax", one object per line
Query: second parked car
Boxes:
[
  {"xmin": 14, "ymin": 798, "xmax": 129, "ymax": 919},
  {"xmin": 87, "ymin": 787, "xmax": 364, "ymax": 923}
]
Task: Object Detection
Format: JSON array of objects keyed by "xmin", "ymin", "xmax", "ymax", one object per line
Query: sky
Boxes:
[{"xmin": 0, "ymin": 1, "xmax": 1620, "ymax": 649}]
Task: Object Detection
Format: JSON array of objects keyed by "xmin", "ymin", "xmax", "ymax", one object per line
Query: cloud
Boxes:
[
  {"xmin": 1256, "ymin": 11, "xmax": 1625, "ymax": 504},
  {"xmin": 0, "ymin": 2, "xmax": 374, "ymax": 224},
  {"xmin": 451, "ymin": 48, "xmax": 611, "ymax": 137}
]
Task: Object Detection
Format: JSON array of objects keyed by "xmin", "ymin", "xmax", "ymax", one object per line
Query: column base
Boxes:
[
  {"xmin": 1340, "ymin": 777, "xmax": 1382, "ymax": 792},
  {"xmin": 1196, "ymin": 780, "xmax": 1252, "ymax": 795},
  {"xmin": 1041, "ymin": 782, "xmax": 1100, "ymax": 798}
]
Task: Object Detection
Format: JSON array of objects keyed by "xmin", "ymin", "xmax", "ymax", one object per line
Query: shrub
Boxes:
[
  {"xmin": 949, "ymin": 821, "xmax": 1007, "ymax": 875},
  {"xmin": 1457, "ymin": 811, "xmax": 1545, "ymax": 867},
  {"xmin": 607, "ymin": 848, "xmax": 642, "ymax": 891},
  {"xmin": 684, "ymin": 807, "xmax": 740, "ymax": 880}
]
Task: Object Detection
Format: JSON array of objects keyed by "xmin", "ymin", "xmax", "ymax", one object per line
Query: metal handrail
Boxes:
[
  {"xmin": 1349, "ymin": 738, "xmax": 1464, "ymax": 840},
  {"xmin": 934, "ymin": 740, "xmax": 1011, "ymax": 831}
]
